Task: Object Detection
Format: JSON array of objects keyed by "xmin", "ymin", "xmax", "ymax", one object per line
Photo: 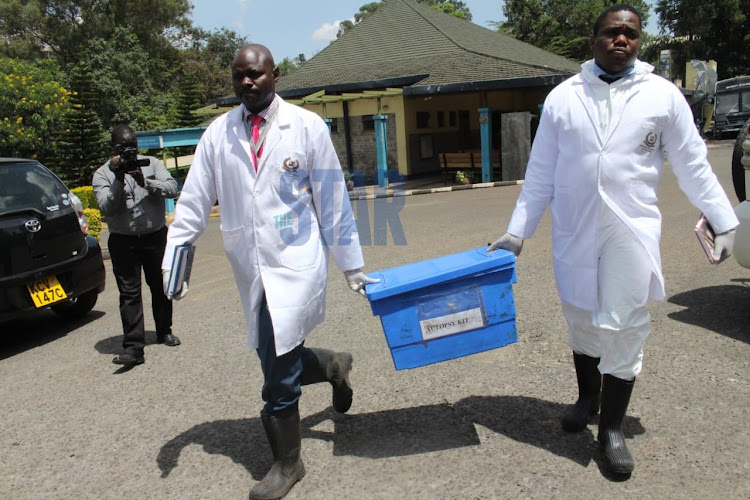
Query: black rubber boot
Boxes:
[
  {"xmin": 561, "ymin": 352, "xmax": 601, "ymax": 432},
  {"xmin": 598, "ymin": 374, "xmax": 636, "ymax": 476},
  {"xmin": 300, "ymin": 348, "xmax": 353, "ymax": 413},
  {"xmin": 249, "ymin": 409, "xmax": 305, "ymax": 500}
]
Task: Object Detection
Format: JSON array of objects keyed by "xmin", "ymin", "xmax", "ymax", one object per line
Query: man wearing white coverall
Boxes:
[
  {"xmin": 489, "ymin": 4, "xmax": 738, "ymax": 477},
  {"xmin": 161, "ymin": 44, "xmax": 377, "ymax": 499}
]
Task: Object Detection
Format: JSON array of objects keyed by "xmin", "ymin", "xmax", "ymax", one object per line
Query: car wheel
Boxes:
[
  {"xmin": 52, "ymin": 289, "xmax": 98, "ymax": 319},
  {"xmin": 731, "ymin": 118, "xmax": 750, "ymax": 202}
]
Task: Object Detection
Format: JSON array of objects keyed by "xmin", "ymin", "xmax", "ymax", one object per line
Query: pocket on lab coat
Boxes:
[
  {"xmin": 277, "ymin": 223, "xmax": 321, "ymax": 271},
  {"xmin": 553, "ymin": 186, "xmax": 582, "ymax": 235},
  {"xmin": 220, "ymin": 224, "xmax": 253, "ymax": 279}
]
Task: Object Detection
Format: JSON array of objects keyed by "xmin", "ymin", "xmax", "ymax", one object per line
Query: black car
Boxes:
[{"xmin": 0, "ymin": 158, "xmax": 105, "ymax": 322}]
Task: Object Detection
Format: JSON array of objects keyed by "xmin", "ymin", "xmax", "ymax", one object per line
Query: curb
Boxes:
[{"xmin": 347, "ymin": 179, "xmax": 524, "ymax": 200}]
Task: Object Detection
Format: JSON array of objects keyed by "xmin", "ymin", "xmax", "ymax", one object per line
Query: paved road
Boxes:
[{"xmin": 1, "ymin": 141, "xmax": 748, "ymax": 499}]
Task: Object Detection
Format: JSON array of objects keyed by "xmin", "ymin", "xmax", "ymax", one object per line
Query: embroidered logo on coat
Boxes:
[
  {"xmin": 637, "ymin": 131, "xmax": 658, "ymax": 155},
  {"xmin": 282, "ymin": 158, "xmax": 299, "ymax": 171}
]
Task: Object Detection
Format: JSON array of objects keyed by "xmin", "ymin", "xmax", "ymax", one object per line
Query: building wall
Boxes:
[
  {"xmin": 403, "ymin": 87, "xmax": 554, "ymax": 176},
  {"xmin": 297, "ymin": 94, "xmax": 406, "ymax": 181},
  {"xmin": 294, "ymin": 85, "xmax": 555, "ymax": 179},
  {"xmin": 327, "ymin": 113, "xmax": 398, "ymax": 183}
]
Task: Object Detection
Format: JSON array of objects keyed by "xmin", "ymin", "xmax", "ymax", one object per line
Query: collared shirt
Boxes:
[
  {"xmin": 590, "ymin": 62, "xmax": 637, "ymax": 136},
  {"xmin": 242, "ymin": 95, "xmax": 279, "ymax": 162},
  {"xmin": 92, "ymin": 155, "xmax": 178, "ymax": 236}
]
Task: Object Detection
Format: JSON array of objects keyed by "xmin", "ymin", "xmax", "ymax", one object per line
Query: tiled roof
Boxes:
[{"xmin": 277, "ymin": 0, "xmax": 580, "ymax": 96}]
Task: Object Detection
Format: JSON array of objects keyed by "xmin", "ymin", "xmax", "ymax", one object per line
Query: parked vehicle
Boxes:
[
  {"xmin": 0, "ymin": 158, "xmax": 106, "ymax": 322},
  {"xmin": 712, "ymin": 76, "xmax": 750, "ymax": 138},
  {"xmin": 733, "ymin": 119, "xmax": 750, "ymax": 268}
]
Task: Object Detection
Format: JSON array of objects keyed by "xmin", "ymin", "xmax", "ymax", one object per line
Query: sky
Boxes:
[{"xmin": 188, "ymin": 0, "xmax": 507, "ymax": 62}]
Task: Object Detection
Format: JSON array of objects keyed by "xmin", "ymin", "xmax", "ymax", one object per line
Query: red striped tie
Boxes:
[{"xmin": 248, "ymin": 114, "xmax": 264, "ymax": 171}]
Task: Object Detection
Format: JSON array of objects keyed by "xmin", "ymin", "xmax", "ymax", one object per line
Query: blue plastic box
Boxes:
[{"xmin": 365, "ymin": 247, "xmax": 518, "ymax": 370}]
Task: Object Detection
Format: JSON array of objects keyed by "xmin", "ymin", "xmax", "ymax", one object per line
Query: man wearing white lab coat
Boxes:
[
  {"xmin": 162, "ymin": 44, "xmax": 377, "ymax": 499},
  {"xmin": 490, "ymin": 5, "xmax": 738, "ymax": 477}
]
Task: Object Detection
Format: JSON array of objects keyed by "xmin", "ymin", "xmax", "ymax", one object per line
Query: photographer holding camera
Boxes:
[{"xmin": 93, "ymin": 124, "xmax": 181, "ymax": 366}]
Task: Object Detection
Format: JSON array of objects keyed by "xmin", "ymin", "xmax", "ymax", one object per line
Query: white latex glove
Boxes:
[
  {"xmin": 344, "ymin": 269, "xmax": 380, "ymax": 297},
  {"xmin": 713, "ymin": 229, "xmax": 736, "ymax": 264},
  {"xmin": 162, "ymin": 269, "xmax": 188, "ymax": 300},
  {"xmin": 488, "ymin": 233, "xmax": 524, "ymax": 257}
]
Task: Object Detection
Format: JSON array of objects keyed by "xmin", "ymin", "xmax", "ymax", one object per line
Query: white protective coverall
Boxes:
[
  {"xmin": 507, "ymin": 60, "xmax": 739, "ymax": 377},
  {"xmin": 162, "ymin": 96, "xmax": 364, "ymax": 356}
]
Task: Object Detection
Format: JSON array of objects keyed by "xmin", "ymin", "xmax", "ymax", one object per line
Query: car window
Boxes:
[
  {"xmin": 715, "ymin": 93, "xmax": 740, "ymax": 115},
  {"xmin": 742, "ymin": 91, "xmax": 750, "ymax": 112},
  {"xmin": 0, "ymin": 161, "xmax": 70, "ymax": 214}
]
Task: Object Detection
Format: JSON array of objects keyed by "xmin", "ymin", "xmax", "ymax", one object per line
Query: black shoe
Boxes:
[
  {"xmin": 112, "ymin": 353, "xmax": 145, "ymax": 365},
  {"xmin": 157, "ymin": 333, "xmax": 181, "ymax": 346}
]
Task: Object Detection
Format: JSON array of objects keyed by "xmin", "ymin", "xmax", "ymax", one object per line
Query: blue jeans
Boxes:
[{"xmin": 256, "ymin": 295, "xmax": 320, "ymax": 415}]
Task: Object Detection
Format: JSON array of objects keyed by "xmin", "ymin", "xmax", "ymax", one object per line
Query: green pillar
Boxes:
[
  {"xmin": 374, "ymin": 115, "xmax": 389, "ymax": 188},
  {"xmin": 479, "ymin": 107, "xmax": 493, "ymax": 183},
  {"xmin": 324, "ymin": 118, "xmax": 333, "ymax": 135}
]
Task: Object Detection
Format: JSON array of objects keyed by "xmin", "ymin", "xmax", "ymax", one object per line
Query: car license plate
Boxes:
[{"xmin": 26, "ymin": 276, "xmax": 68, "ymax": 307}]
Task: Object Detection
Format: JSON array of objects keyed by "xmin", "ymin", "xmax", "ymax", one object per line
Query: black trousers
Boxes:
[{"xmin": 108, "ymin": 226, "xmax": 172, "ymax": 355}]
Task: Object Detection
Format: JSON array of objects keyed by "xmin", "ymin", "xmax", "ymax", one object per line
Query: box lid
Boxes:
[{"xmin": 365, "ymin": 247, "xmax": 516, "ymax": 301}]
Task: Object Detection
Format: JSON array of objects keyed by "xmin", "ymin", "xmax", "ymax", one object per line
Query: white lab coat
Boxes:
[
  {"xmin": 508, "ymin": 60, "xmax": 739, "ymax": 312},
  {"xmin": 163, "ymin": 96, "xmax": 364, "ymax": 355}
]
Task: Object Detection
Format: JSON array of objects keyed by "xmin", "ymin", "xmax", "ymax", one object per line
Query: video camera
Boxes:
[{"xmin": 113, "ymin": 146, "xmax": 150, "ymax": 174}]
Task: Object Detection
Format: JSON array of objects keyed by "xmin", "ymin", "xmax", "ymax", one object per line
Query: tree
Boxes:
[
  {"xmin": 651, "ymin": 0, "xmax": 750, "ymax": 79},
  {"xmin": 175, "ymin": 76, "xmax": 203, "ymax": 129},
  {"xmin": 0, "ymin": 0, "xmax": 191, "ymax": 69},
  {"xmin": 338, "ymin": 1, "xmax": 471, "ymax": 37},
  {"xmin": 0, "ymin": 0, "xmax": 192, "ymax": 129},
  {"xmin": 337, "ymin": 2, "xmax": 381, "ymax": 37},
  {"xmin": 278, "ymin": 54, "xmax": 306, "ymax": 76},
  {"xmin": 0, "ymin": 58, "xmax": 70, "ymax": 163},
  {"xmin": 499, "ymin": 0, "xmax": 651, "ymax": 62},
  {"xmin": 78, "ymin": 27, "xmax": 166, "ymax": 131},
  {"xmin": 421, "ymin": 1, "xmax": 472, "ymax": 21},
  {"xmin": 169, "ymin": 75, "xmax": 203, "ymax": 160},
  {"xmin": 178, "ymin": 27, "xmax": 248, "ymax": 103},
  {"xmin": 52, "ymin": 64, "xmax": 108, "ymax": 187}
]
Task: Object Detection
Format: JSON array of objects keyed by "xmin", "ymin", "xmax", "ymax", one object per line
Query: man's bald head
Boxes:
[
  {"xmin": 232, "ymin": 44, "xmax": 280, "ymax": 114},
  {"xmin": 234, "ymin": 44, "xmax": 275, "ymax": 68}
]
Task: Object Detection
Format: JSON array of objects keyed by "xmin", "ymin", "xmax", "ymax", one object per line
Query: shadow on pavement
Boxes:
[
  {"xmin": 157, "ymin": 416, "xmax": 268, "ymax": 480},
  {"xmin": 453, "ymin": 396, "xmax": 643, "ymax": 468},
  {"xmin": 157, "ymin": 395, "xmax": 646, "ymax": 479},
  {"xmin": 0, "ymin": 309, "xmax": 105, "ymax": 360},
  {"xmin": 667, "ymin": 283, "xmax": 750, "ymax": 344},
  {"xmin": 303, "ymin": 403, "xmax": 480, "ymax": 458},
  {"xmin": 94, "ymin": 331, "xmax": 164, "ymax": 356}
]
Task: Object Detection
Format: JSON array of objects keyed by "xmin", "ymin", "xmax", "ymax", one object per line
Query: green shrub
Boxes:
[
  {"xmin": 72, "ymin": 186, "xmax": 99, "ymax": 210},
  {"xmin": 84, "ymin": 208, "xmax": 102, "ymax": 240}
]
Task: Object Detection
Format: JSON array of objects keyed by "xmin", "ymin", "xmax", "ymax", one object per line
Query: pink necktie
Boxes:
[{"xmin": 248, "ymin": 114, "xmax": 264, "ymax": 171}]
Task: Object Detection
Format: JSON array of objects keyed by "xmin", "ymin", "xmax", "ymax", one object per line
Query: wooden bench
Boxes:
[{"xmin": 441, "ymin": 151, "xmax": 501, "ymax": 185}]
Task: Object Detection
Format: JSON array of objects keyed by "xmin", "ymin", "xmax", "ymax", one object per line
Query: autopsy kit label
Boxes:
[
  {"xmin": 416, "ymin": 286, "xmax": 488, "ymax": 341},
  {"xmin": 419, "ymin": 307, "xmax": 486, "ymax": 340}
]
